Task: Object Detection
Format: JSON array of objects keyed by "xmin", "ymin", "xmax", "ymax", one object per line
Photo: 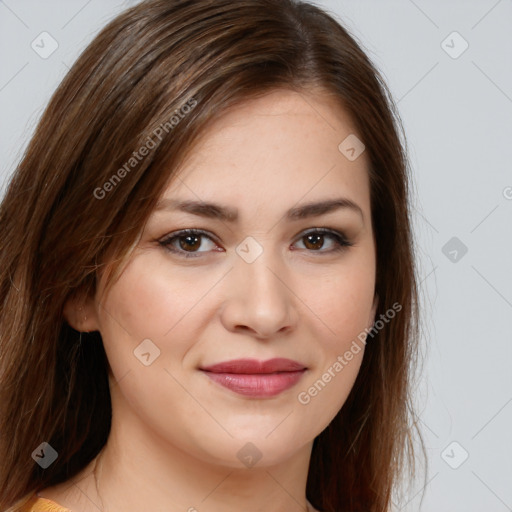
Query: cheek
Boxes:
[
  {"xmin": 95, "ymin": 256, "xmax": 177, "ymax": 380},
  {"xmin": 98, "ymin": 254, "xmax": 211, "ymax": 340},
  {"xmin": 94, "ymin": 258, "xmax": 207, "ymax": 433},
  {"xmin": 295, "ymin": 268, "xmax": 373, "ymax": 430},
  {"xmin": 306, "ymin": 264, "xmax": 376, "ymax": 349},
  {"xmin": 96, "ymin": 253, "xmax": 226, "ymax": 383}
]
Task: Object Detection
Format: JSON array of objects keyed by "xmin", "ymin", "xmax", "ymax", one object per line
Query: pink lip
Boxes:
[{"xmin": 200, "ymin": 358, "xmax": 307, "ymax": 397}]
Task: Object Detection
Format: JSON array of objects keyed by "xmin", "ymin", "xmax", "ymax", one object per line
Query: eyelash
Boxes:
[{"xmin": 159, "ymin": 228, "xmax": 353, "ymax": 259}]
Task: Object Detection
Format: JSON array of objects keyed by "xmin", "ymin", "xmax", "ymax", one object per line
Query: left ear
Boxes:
[{"xmin": 63, "ymin": 292, "xmax": 100, "ymax": 333}]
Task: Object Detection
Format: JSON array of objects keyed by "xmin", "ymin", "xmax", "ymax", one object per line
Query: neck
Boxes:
[{"xmin": 90, "ymin": 388, "xmax": 315, "ymax": 512}]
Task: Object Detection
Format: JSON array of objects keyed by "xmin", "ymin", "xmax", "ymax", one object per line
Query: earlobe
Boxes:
[{"xmin": 62, "ymin": 294, "xmax": 100, "ymax": 333}]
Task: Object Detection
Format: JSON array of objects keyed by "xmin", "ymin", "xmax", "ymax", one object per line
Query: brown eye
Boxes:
[
  {"xmin": 160, "ymin": 229, "xmax": 218, "ymax": 258},
  {"xmin": 178, "ymin": 234, "xmax": 202, "ymax": 251},
  {"xmin": 303, "ymin": 233, "xmax": 325, "ymax": 250},
  {"xmin": 294, "ymin": 229, "xmax": 353, "ymax": 253}
]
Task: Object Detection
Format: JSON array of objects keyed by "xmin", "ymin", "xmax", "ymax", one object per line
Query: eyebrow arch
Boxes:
[{"xmin": 154, "ymin": 197, "xmax": 364, "ymax": 223}]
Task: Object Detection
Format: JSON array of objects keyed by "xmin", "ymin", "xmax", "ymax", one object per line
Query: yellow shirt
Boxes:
[
  {"xmin": 18, "ymin": 493, "xmax": 321, "ymax": 512},
  {"xmin": 18, "ymin": 494, "xmax": 71, "ymax": 512}
]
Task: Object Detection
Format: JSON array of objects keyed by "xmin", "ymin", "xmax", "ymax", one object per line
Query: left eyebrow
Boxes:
[
  {"xmin": 154, "ymin": 197, "xmax": 364, "ymax": 223},
  {"xmin": 286, "ymin": 198, "xmax": 364, "ymax": 222}
]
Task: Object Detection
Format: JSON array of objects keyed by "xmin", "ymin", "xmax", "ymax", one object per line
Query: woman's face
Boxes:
[{"xmin": 82, "ymin": 89, "xmax": 377, "ymax": 468}]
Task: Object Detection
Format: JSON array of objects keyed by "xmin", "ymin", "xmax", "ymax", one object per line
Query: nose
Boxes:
[{"xmin": 219, "ymin": 247, "xmax": 299, "ymax": 339}]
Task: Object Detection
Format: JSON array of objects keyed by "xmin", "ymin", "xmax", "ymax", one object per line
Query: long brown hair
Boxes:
[{"xmin": 0, "ymin": 1, "xmax": 423, "ymax": 510}]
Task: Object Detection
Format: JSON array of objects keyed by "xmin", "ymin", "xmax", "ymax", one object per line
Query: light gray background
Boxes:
[{"xmin": 1, "ymin": 1, "xmax": 511, "ymax": 511}]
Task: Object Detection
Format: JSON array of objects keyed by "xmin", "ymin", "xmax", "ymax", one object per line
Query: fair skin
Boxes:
[{"xmin": 40, "ymin": 89, "xmax": 378, "ymax": 512}]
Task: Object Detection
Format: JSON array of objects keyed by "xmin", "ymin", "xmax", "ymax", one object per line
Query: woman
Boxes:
[{"xmin": 0, "ymin": 0, "xmax": 423, "ymax": 511}]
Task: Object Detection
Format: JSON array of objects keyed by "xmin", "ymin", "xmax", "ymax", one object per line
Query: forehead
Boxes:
[{"xmin": 159, "ymin": 88, "xmax": 371, "ymax": 222}]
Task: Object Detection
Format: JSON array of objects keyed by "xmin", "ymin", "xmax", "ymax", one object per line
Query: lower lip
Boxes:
[{"xmin": 201, "ymin": 370, "xmax": 306, "ymax": 397}]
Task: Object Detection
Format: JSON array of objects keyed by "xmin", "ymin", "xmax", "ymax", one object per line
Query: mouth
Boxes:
[{"xmin": 199, "ymin": 358, "xmax": 307, "ymax": 398}]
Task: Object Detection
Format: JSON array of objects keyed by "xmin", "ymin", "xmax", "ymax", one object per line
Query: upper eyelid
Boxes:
[
  {"xmin": 159, "ymin": 227, "xmax": 350, "ymax": 248},
  {"xmin": 160, "ymin": 228, "xmax": 219, "ymax": 245}
]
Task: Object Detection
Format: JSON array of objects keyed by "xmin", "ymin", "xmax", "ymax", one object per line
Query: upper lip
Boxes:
[{"xmin": 200, "ymin": 358, "xmax": 306, "ymax": 374}]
